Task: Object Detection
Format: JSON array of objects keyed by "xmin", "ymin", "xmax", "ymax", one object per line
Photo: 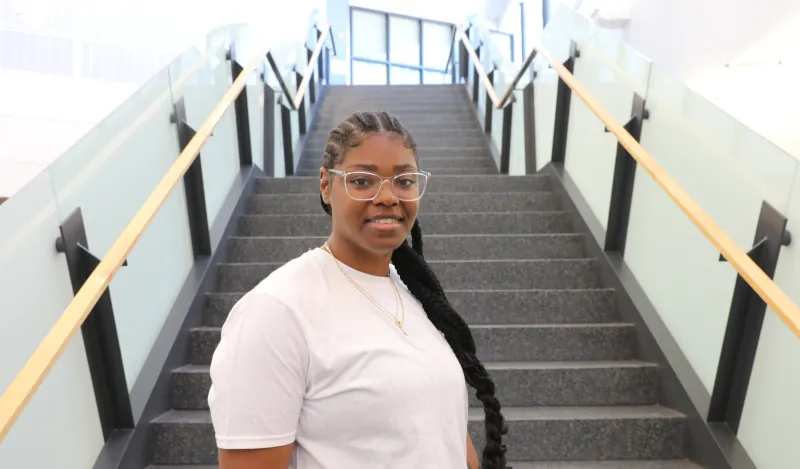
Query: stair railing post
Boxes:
[
  {"xmin": 550, "ymin": 40, "xmax": 579, "ymax": 165},
  {"xmin": 604, "ymin": 92, "xmax": 648, "ymax": 254}
]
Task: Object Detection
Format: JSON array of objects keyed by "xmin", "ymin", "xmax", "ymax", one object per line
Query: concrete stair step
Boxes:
[
  {"xmin": 149, "ymin": 405, "xmax": 684, "ymax": 464},
  {"xmin": 296, "ymin": 166, "xmax": 496, "ymax": 176},
  {"xmin": 305, "ymin": 135, "xmax": 487, "ymax": 147},
  {"xmin": 297, "ymin": 156, "xmax": 494, "ymax": 172},
  {"xmin": 468, "ymin": 406, "xmax": 685, "ymax": 461},
  {"xmin": 244, "ymin": 192, "xmax": 560, "ymax": 215},
  {"xmin": 148, "ymin": 461, "xmax": 704, "ymax": 469},
  {"xmin": 169, "ymin": 361, "xmax": 657, "ymax": 410},
  {"xmin": 238, "ymin": 211, "xmax": 575, "ymax": 236},
  {"xmin": 253, "ymin": 175, "xmax": 551, "ymax": 194},
  {"xmin": 203, "ymin": 288, "xmax": 617, "ymax": 327},
  {"xmin": 227, "ymin": 234, "xmax": 586, "ymax": 263},
  {"xmin": 300, "ymin": 147, "xmax": 491, "ymax": 159},
  {"xmin": 189, "ymin": 321, "xmax": 633, "ymax": 365},
  {"xmin": 215, "ymin": 258, "xmax": 601, "ymax": 292}
]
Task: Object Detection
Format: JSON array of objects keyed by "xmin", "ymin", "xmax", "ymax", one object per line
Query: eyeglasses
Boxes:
[{"xmin": 326, "ymin": 168, "xmax": 431, "ymax": 202}]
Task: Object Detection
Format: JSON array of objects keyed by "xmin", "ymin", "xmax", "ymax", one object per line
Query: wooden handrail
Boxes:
[
  {"xmin": 455, "ymin": 25, "xmax": 501, "ymax": 108},
  {"xmin": 293, "ymin": 24, "xmax": 331, "ymax": 109},
  {"xmin": 0, "ymin": 42, "xmax": 272, "ymax": 442},
  {"xmin": 533, "ymin": 42, "xmax": 800, "ymax": 340},
  {"xmin": 454, "ymin": 24, "xmax": 536, "ymax": 109},
  {"xmin": 267, "ymin": 24, "xmax": 331, "ymax": 111}
]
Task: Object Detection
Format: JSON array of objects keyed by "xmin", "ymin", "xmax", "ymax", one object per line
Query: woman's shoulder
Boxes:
[{"xmin": 250, "ymin": 247, "xmax": 330, "ymax": 309}]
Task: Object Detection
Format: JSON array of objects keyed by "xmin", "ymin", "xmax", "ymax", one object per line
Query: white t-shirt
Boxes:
[{"xmin": 208, "ymin": 247, "xmax": 469, "ymax": 469}]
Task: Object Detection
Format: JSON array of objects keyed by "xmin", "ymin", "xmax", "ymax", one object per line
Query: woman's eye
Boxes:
[
  {"xmin": 351, "ymin": 178, "xmax": 372, "ymax": 186},
  {"xmin": 396, "ymin": 178, "xmax": 416, "ymax": 187}
]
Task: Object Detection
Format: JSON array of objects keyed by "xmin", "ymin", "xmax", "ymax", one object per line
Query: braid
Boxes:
[{"xmin": 320, "ymin": 111, "xmax": 510, "ymax": 469}]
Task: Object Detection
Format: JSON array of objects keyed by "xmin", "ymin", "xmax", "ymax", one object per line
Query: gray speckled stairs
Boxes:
[{"xmin": 146, "ymin": 85, "xmax": 704, "ymax": 469}]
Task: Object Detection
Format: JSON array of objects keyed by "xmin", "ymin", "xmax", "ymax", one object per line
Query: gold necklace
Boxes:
[{"xmin": 322, "ymin": 242, "xmax": 407, "ymax": 335}]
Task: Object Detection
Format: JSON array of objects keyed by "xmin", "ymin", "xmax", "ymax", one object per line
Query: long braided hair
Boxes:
[{"xmin": 319, "ymin": 111, "xmax": 510, "ymax": 469}]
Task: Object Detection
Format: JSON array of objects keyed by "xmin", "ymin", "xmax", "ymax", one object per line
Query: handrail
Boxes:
[
  {"xmin": 532, "ymin": 42, "xmax": 800, "ymax": 340},
  {"xmin": 266, "ymin": 23, "xmax": 331, "ymax": 111},
  {"xmin": 454, "ymin": 24, "xmax": 537, "ymax": 109},
  {"xmin": 455, "ymin": 25, "xmax": 501, "ymax": 107},
  {"xmin": 0, "ymin": 21, "xmax": 333, "ymax": 441}
]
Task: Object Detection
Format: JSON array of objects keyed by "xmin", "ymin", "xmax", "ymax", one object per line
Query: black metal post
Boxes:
[
  {"xmin": 295, "ymin": 70, "xmax": 307, "ymax": 134},
  {"xmin": 263, "ymin": 84, "xmax": 276, "ymax": 176},
  {"xmin": 307, "ymin": 48, "xmax": 316, "ymax": 105},
  {"xmin": 55, "ymin": 208, "xmax": 133, "ymax": 441},
  {"xmin": 500, "ymin": 102, "xmax": 513, "ymax": 174},
  {"xmin": 472, "ymin": 46, "xmax": 481, "ymax": 104},
  {"xmin": 418, "ymin": 18, "xmax": 424, "ymax": 84},
  {"xmin": 523, "ymin": 81, "xmax": 537, "ymax": 174},
  {"xmin": 385, "ymin": 12, "xmax": 391, "ymax": 84},
  {"xmin": 171, "ymin": 98, "xmax": 211, "ymax": 258},
  {"xmin": 459, "ymin": 38, "xmax": 468, "ymax": 83},
  {"xmin": 551, "ymin": 40, "xmax": 579, "ymax": 164},
  {"xmin": 281, "ymin": 101, "xmax": 294, "ymax": 175},
  {"xmin": 709, "ymin": 202, "xmax": 791, "ymax": 433},
  {"xmin": 484, "ymin": 69, "xmax": 495, "ymax": 133},
  {"xmin": 520, "ymin": 0, "xmax": 527, "ymax": 63},
  {"xmin": 604, "ymin": 93, "xmax": 648, "ymax": 254},
  {"xmin": 228, "ymin": 46, "xmax": 253, "ymax": 167},
  {"xmin": 317, "ymin": 29, "xmax": 324, "ymax": 86}
]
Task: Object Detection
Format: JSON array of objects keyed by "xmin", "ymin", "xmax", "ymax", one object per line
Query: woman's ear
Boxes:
[{"xmin": 319, "ymin": 168, "xmax": 331, "ymax": 205}]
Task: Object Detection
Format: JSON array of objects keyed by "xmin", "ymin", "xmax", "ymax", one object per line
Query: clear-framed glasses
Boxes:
[{"xmin": 327, "ymin": 169, "xmax": 431, "ymax": 202}]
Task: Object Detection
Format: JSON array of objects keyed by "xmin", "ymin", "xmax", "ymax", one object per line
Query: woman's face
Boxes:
[{"xmin": 321, "ymin": 133, "xmax": 419, "ymax": 257}]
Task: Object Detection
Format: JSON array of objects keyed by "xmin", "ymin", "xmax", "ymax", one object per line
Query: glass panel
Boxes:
[
  {"xmin": 352, "ymin": 9, "xmax": 387, "ymax": 61},
  {"xmin": 0, "ymin": 172, "xmax": 104, "ymax": 469},
  {"xmin": 352, "ymin": 60, "xmax": 388, "ymax": 85},
  {"xmin": 507, "ymin": 89, "xmax": 526, "ymax": 175},
  {"xmin": 739, "ymin": 178, "xmax": 800, "ymax": 468},
  {"xmin": 490, "ymin": 31, "xmax": 513, "ymax": 62},
  {"xmin": 422, "ymin": 22, "xmax": 452, "ymax": 69},
  {"xmin": 389, "ymin": 16, "xmax": 420, "ymax": 66},
  {"xmin": 423, "ymin": 71, "xmax": 450, "ymax": 84},
  {"xmin": 47, "ymin": 66, "xmax": 194, "ymax": 392},
  {"xmin": 564, "ymin": 28, "xmax": 652, "ymax": 239},
  {"xmin": 168, "ymin": 44, "xmax": 240, "ymax": 237},
  {"xmin": 390, "ymin": 66, "xmax": 421, "ymax": 85},
  {"xmin": 624, "ymin": 64, "xmax": 800, "ymax": 393}
]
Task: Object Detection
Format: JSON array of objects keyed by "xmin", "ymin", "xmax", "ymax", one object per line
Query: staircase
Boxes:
[{"xmin": 147, "ymin": 85, "xmax": 703, "ymax": 468}]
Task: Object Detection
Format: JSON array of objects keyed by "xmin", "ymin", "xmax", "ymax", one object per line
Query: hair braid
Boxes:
[{"xmin": 320, "ymin": 111, "xmax": 510, "ymax": 469}]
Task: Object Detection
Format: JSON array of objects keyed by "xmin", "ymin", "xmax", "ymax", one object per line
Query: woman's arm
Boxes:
[
  {"xmin": 219, "ymin": 445, "xmax": 294, "ymax": 469},
  {"xmin": 209, "ymin": 291, "xmax": 308, "ymax": 469},
  {"xmin": 467, "ymin": 434, "xmax": 479, "ymax": 469}
]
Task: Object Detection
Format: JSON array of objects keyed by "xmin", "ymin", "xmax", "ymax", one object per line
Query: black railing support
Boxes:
[
  {"xmin": 500, "ymin": 102, "xmax": 513, "ymax": 174},
  {"xmin": 280, "ymin": 99, "xmax": 294, "ymax": 175},
  {"xmin": 523, "ymin": 81, "xmax": 537, "ymax": 174},
  {"xmin": 228, "ymin": 46, "xmax": 253, "ymax": 167},
  {"xmin": 551, "ymin": 40, "xmax": 579, "ymax": 164},
  {"xmin": 171, "ymin": 98, "xmax": 211, "ymax": 258},
  {"xmin": 56, "ymin": 208, "xmax": 133, "ymax": 441},
  {"xmin": 307, "ymin": 47, "xmax": 316, "ymax": 104},
  {"xmin": 263, "ymin": 83, "xmax": 276, "ymax": 176},
  {"xmin": 709, "ymin": 201, "xmax": 790, "ymax": 433},
  {"xmin": 604, "ymin": 93, "xmax": 647, "ymax": 254},
  {"xmin": 459, "ymin": 40, "xmax": 468, "ymax": 83},
  {"xmin": 484, "ymin": 70, "xmax": 495, "ymax": 133},
  {"xmin": 295, "ymin": 69, "xmax": 307, "ymax": 134},
  {"xmin": 472, "ymin": 46, "xmax": 481, "ymax": 104}
]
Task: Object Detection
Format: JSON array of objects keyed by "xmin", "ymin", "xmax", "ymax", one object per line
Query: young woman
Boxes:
[{"xmin": 208, "ymin": 111, "xmax": 510, "ymax": 469}]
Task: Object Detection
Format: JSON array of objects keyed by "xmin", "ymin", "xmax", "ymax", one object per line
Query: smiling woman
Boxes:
[{"xmin": 207, "ymin": 111, "xmax": 509, "ymax": 469}]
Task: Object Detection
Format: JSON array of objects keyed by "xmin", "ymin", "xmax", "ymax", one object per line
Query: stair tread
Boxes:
[
  {"xmin": 470, "ymin": 405, "xmax": 685, "ymax": 421},
  {"xmin": 228, "ymin": 233, "xmax": 584, "ymax": 240},
  {"xmin": 176, "ymin": 360, "xmax": 657, "ymax": 375},
  {"xmin": 191, "ymin": 322, "xmax": 632, "ymax": 332},
  {"xmin": 153, "ymin": 405, "xmax": 684, "ymax": 425},
  {"xmin": 148, "ymin": 462, "xmax": 702, "ymax": 469}
]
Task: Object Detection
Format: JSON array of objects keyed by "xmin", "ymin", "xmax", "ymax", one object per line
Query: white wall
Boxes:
[{"xmin": 0, "ymin": 0, "xmax": 324, "ymax": 199}]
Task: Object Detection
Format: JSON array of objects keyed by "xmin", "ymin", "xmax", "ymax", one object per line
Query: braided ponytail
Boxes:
[{"xmin": 320, "ymin": 111, "xmax": 510, "ymax": 469}]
